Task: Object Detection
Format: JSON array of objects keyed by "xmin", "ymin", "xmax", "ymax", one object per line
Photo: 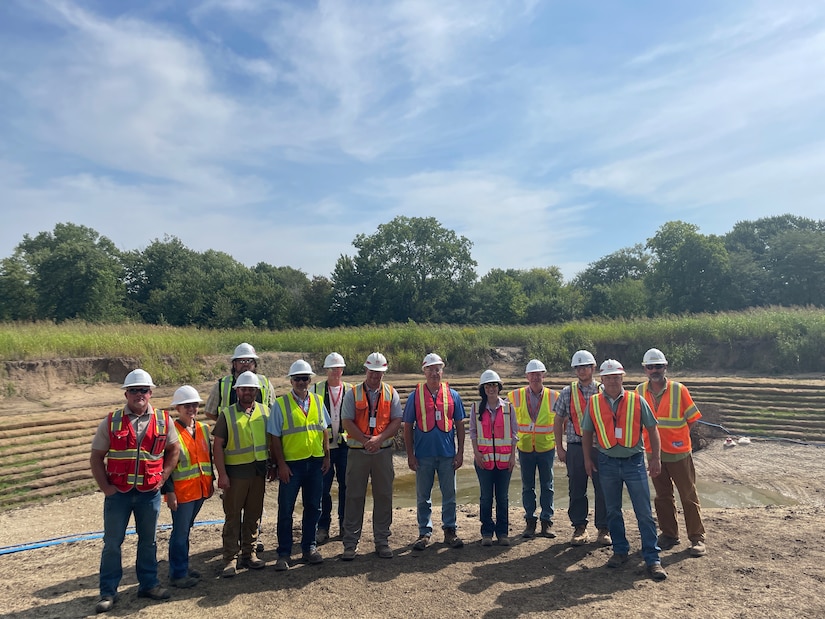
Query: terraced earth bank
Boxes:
[{"xmin": 0, "ymin": 358, "xmax": 824, "ymax": 618}]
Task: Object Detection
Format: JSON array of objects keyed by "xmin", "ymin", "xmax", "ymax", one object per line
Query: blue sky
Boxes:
[{"xmin": 2, "ymin": 0, "xmax": 824, "ymax": 281}]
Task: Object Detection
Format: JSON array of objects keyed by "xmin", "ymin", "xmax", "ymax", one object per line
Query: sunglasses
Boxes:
[
  {"xmin": 292, "ymin": 375, "xmax": 311, "ymax": 382},
  {"xmin": 645, "ymin": 364, "xmax": 666, "ymax": 370},
  {"xmin": 127, "ymin": 387, "xmax": 150, "ymax": 395},
  {"xmin": 235, "ymin": 359, "xmax": 255, "ymax": 365}
]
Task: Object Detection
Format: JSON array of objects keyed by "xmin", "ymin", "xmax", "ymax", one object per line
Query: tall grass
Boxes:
[{"xmin": 2, "ymin": 307, "xmax": 825, "ymax": 379}]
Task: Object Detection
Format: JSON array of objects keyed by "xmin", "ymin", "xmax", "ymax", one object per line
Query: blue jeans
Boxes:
[
  {"xmin": 474, "ymin": 463, "xmax": 512, "ymax": 538},
  {"xmin": 518, "ymin": 449, "xmax": 555, "ymax": 523},
  {"xmin": 99, "ymin": 489, "xmax": 161, "ymax": 596},
  {"xmin": 168, "ymin": 497, "xmax": 204, "ymax": 579},
  {"xmin": 319, "ymin": 444, "xmax": 348, "ymax": 531},
  {"xmin": 566, "ymin": 442, "xmax": 607, "ymax": 530},
  {"xmin": 415, "ymin": 456, "xmax": 457, "ymax": 535},
  {"xmin": 598, "ymin": 451, "xmax": 661, "ymax": 565},
  {"xmin": 277, "ymin": 457, "xmax": 323, "ymax": 556}
]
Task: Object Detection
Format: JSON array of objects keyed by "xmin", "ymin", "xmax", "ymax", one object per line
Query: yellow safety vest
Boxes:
[
  {"xmin": 509, "ymin": 387, "xmax": 558, "ymax": 452},
  {"xmin": 278, "ymin": 393, "xmax": 327, "ymax": 461},
  {"xmin": 222, "ymin": 403, "xmax": 269, "ymax": 466}
]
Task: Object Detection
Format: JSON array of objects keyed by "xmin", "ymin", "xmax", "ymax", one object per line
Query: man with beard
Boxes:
[
  {"xmin": 636, "ymin": 348, "xmax": 706, "ymax": 557},
  {"xmin": 213, "ymin": 371, "xmax": 269, "ymax": 577},
  {"xmin": 204, "ymin": 343, "xmax": 274, "ymax": 421}
]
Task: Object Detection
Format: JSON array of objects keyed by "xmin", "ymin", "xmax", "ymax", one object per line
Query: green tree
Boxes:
[
  {"xmin": 331, "ymin": 216, "xmax": 477, "ymax": 324},
  {"xmin": 13, "ymin": 223, "xmax": 125, "ymax": 322},
  {"xmin": 767, "ymin": 230, "xmax": 825, "ymax": 306},
  {"xmin": 646, "ymin": 221, "xmax": 733, "ymax": 314},
  {"xmin": 472, "ymin": 269, "xmax": 528, "ymax": 324},
  {"xmin": 0, "ymin": 255, "xmax": 38, "ymax": 320}
]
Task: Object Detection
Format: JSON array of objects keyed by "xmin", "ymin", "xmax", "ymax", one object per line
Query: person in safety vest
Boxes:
[
  {"xmin": 311, "ymin": 352, "xmax": 353, "ymax": 545},
  {"xmin": 162, "ymin": 385, "xmax": 214, "ymax": 589},
  {"xmin": 267, "ymin": 360, "xmax": 331, "ymax": 571},
  {"xmin": 553, "ymin": 350, "xmax": 611, "ymax": 547},
  {"xmin": 581, "ymin": 359, "xmax": 668, "ymax": 582},
  {"xmin": 90, "ymin": 369, "xmax": 180, "ymax": 614},
  {"xmin": 212, "ymin": 371, "xmax": 270, "ymax": 577},
  {"xmin": 204, "ymin": 342, "xmax": 275, "ymax": 421},
  {"xmin": 340, "ymin": 352, "xmax": 403, "ymax": 561},
  {"xmin": 470, "ymin": 370, "xmax": 518, "ymax": 547},
  {"xmin": 508, "ymin": 359, "xmax": 559, "ymax": 539},
  {"xmin": 637, "ymin": 348, "xmax": 706, "ymax": 557},
  {"xmin": 404, "ymin": 353, "xmax": 467, "ymax": 551}
]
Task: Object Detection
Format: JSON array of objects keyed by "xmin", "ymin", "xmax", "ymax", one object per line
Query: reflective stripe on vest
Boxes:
[
  {"xmin": 509, "ymin": 387, "xmax": 557, "ymax": 452},
  {"xmin": 414, "ymin": 383, "xmax": 454, "ymax": 432},
  {"xmin": 171, "ymin": 420, "xmax": 214, "ymax": 503},
  {"xmin": 223, "ymin": 403, "xmax": 269, "ymax": 465},
  {"xmin": 636, "ymin": 380, "xmax": 700, "ymax": 454},
  {"xmin": 474, "ymin": 401, "xmax": 514, "ymax": 470},
  {"xmin": 311, "ymin": 380, "xmax": 352, "ymax": 446},
  {"xmin": 278, "ymin": 393, "xmax": 326, "ymax": 461},
  {"xmin": 589, "ymin": 392, "xmax": 642, "ymax": 449},
  {"xmin": 348, "ymin": 382, "xmax": 394, "ymax": 448},
  {"xmin": 106, "ymin": 406, "xmax": 168, "ymax": 492}
]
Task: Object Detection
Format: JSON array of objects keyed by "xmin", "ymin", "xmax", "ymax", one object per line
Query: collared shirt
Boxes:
[
  {"xmin": 526, "ymin": 387, "xmax": 544, "ymax": 422},
  {"xmin": 266, "ymin": 392, "xmax": 331, "ymax": 437}
]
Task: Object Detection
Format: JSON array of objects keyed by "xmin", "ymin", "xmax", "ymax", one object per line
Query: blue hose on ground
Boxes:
[{"xmin": 0, "ymin": 519, "xmax": 224, "ymax": 556}]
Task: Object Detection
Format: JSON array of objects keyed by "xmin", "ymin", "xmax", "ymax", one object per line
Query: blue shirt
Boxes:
[{"xmin": 402, "ymin": 386, "xmax": 466, "ymax": 458}]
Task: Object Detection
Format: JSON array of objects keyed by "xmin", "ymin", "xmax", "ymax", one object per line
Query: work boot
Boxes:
[
  {"xmin": 571, "ymin": 525, "xmax": 589, "ymax": 546},
  {"xmin": 444, "ymin": 528, "xmax": 464, "ymax": 548},
  {"xmin": 136, "ymin": 586, "xmax": 170, "ymax": 601},
  {"xmin": 540, "ymin": 521, "xmax": 556, "ymax": 538},
  {"xmin": 657, "ymin": 534, "xmax": 680, "ymax": 550},
  {"xmin": 481, "ymin": 536, "xmax": 493, "ymax": 547},
  {"xmin": 221, "ymin": 559, "xmax": 237, "ymax": 578},
  {"xmin": 316, "ymin": 528, "xmax": 330, "ymax": 545},
  {"xmin": 497, "ymin": 535, "xmax": 511, "ymax": 547},
  {"xmin": 341, "ymin": 547, "xmax": 357, "ymax": 561},
  {"xmin": 239, "ymin": 552, "xmax": 266, "ymax": 569},
  {"xmin": 596, "ymin": 529, "xmax": 612, "ymax": 546},
  {"xmin": 303, "ymin": 548, "xmax": 324, "ymax": 564},
  {"xmin": 607, "ymin": 553, "xmax": 628, "ymax": 568},
  {"xmin": 689, "ymin": 540, "xmax": 707, "ymax": 557},
  {"xmin": 413, "ymin": 534, "xmax": 431, "ymax": 550},
  {"xmin": 521, "ymin": 518, "xmax": 537, "ymax": 539},
  {"xmin": 95, "ymin": 594, "xmax": 118, "ymax": 614},
  {"xmin": 169, "ymin": 575, "xmax": 198, "ymax": 589},
  {"xmin": 647, "ymin": 562, "xmax": 668, "ymax": 581}
]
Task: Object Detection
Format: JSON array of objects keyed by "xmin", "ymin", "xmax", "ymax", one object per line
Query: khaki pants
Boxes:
[
  {"xmin": 652, "ymin": 453, "xmax": 705, "ymax": 542},
  {"xmin": 342, "ymin": 448, "xmax": 394, "ymax": 549},
  {"xmin": 221, "ymin": 475, "xmax": 266, "ymax": 561}
]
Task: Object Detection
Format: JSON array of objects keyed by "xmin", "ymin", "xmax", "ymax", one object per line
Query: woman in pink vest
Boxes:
[{"xmin": 470, "ymin": 370, "xmax": 519, "ymax": 546}]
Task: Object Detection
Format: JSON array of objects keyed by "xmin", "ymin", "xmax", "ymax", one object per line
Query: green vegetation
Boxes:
[{"xmin": 2, "ymin": 307, "xmax": 825, "ymax": 381}]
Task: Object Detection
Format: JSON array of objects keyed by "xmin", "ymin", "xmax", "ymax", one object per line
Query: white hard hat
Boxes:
[
  {"xmin": 642, "ymin": 348, "xmax": 668, "ymax": 365},
  {"xmin": 171, "ymin": 385, "xmax": 203, "ymax": 406},
  {"xmin": 364, "ymin": 352, "xmax": 388, "ymax": 372},
  {"xmin": 231, "ymin": 342, "xmax": 259, "ymax": 360},
  {"xmin": 288, "ymin": 359, "xmax": 315, "ymax": 376},
  {"xmin": 122, "ymin": 369, "xmax": 156, "ymax": 389},
  {"xmin": 525, "ymin": 359, "xmax": 547, "ymax": 373},
  {"xmin": 422, "ymin": 353, "xmax": 444, "ymax": 368},
  {"xmin": 479, "ymin": 369, "xmax": 502, "ymax": 386},
  {"xmin": 599, "ymin": 359, "xmax": 626, "ymax": 376},
  {"xmin": 234, "ymin": 371, "xmax": 261, "ymax": 389},
  {"xmin": 571, "ymin": 350, "xmax": 597, "ymax": 367},
  {"xmin": 323, "ymin": 352, "xmax": 346, "ymax": 368}
]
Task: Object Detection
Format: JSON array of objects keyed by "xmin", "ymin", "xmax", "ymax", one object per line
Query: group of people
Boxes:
[{"xmin": 90, "ymin": 343, "xmax": 706, "ymax": 613}]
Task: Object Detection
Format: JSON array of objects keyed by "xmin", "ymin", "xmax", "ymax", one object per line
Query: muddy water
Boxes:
[{"xmin": 348, "ymin": 464, "xmax": 795, "ymax": 512}]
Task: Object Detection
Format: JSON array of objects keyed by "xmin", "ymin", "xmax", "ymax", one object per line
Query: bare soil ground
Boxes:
[{"xmin": 1, "ymin": 369, "xmax": 824, "ymax": 618}]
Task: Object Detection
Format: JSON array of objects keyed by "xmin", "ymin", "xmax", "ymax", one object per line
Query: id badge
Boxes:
[
  {"xmin": 369, "ymin": 417, "xmax": 377, "ymax": 428},
  {"xmin": 435, "ymin": 410, "xmax": 442, "ymax": 422},
  {"xmin": 614, "ymin": 428, "xmax": 623, "ymax": 439}
]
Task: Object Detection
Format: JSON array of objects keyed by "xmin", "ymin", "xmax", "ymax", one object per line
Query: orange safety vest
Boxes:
[
  {"xmin": 414, "ymin": 383, "xmax": 455, "ymax": 432},
  {"xmin": 349, "ymin": 382, "xmax": 395, "ymax": 448},
  {"xmin": 171, "ymin": 420, "xmax": 214, "ymax": 503},
  {"xmin": 474, "ymin": 401, "xmax": 514, "ymax": 470},
  {"xmin": 589, "ymin": 392, "xmax": 642, "ymax": 450},
  {"xmin": 106, "ymin": 406, "xmax": 169, "ymax": 493},
  {"xmin": 636, "ymin": 381, "xmax": 701, "ymax": 454},
  {"xmin": 569, "ymin": 381, "xmax": 600, "ymax": 436},
  {"xmin": 509, "ymin": 387, "xmax": 558, "ymax": 452}
]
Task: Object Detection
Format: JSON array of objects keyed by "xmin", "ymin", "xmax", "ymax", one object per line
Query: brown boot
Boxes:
[
  {"xmin": 521, "ymin": 518, "xmax": 537, "ymax": 539},
  {"xmin": 540, "ymin": 521, "xmax": 556, "ymax": 538}
]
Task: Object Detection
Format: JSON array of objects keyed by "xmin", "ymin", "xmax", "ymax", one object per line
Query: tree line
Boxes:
[{"xmin": 1, "ymin": 214, "xmax": 823, "ymax": 328}]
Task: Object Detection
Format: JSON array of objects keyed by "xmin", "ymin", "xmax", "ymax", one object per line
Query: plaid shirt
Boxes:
[{"xmin": 553, "ymin": 380, "xmax": 601, "ymax": 444}]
